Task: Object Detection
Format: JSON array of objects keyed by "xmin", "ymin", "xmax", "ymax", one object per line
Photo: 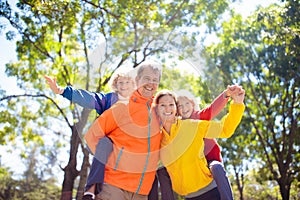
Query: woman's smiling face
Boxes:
[{"xmin": 156, "ymin": 95, "xmax": 177, "ymax": 123}]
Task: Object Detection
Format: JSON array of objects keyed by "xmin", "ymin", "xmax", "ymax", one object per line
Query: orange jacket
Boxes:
[{"xmin": 84, "ymin": 90, "xmax": 161, "ymax": 195}]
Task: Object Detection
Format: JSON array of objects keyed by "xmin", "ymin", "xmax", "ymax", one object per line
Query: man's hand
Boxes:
[{"xmin": 44, "ymin": 75, "xmax": 64, "ymax": 94}]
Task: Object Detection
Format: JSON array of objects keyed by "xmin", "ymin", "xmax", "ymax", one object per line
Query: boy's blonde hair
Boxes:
[
  {"xmin": 176, "ymin": 89, "xmax": 200, "ymax": 111},
  {"xmin": 109, "ymin": 72, "xmax": 135, "ymax": 92}
]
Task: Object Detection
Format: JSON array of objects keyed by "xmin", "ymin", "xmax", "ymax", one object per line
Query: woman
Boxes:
[{"xmin": 155, "ymin": 88, "xmax": 245, "ymax": 200}]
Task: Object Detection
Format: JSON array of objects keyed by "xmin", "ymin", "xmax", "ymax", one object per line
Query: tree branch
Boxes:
[
  {"xmin": 0, "ymin": 94, "xmax": 72, "ymax": 128},
  {"xmin": 82, "ymin": 0, "xmax": 120, "ymax": 19}
]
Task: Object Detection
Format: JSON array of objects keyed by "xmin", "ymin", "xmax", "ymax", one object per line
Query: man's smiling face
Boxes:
[{"xmin": 136, "ymin": 66, "xmax": 160, "ymax": 99}]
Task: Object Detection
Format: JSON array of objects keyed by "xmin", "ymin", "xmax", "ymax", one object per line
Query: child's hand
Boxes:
[
  {"xmin": 44, "ymin": 75, "xmax": 64, "ymax": 94},
  {"xmin": 231, "ymin": 87, "xmax": 245, "ymax": 104},
  {"xmin": 225, "ymin": 85, "xmax": 243, "ymax": 98}
]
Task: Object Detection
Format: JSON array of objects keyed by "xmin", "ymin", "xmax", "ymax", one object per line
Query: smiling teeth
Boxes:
[{"xmin": 145, "ymin": 86, "xmax": 153, "ymax": 91}]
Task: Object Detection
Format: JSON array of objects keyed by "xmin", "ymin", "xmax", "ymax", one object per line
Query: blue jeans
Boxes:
[
  {"xmin": 84, "ymin": 137, "xmax": 113, "ymax": 192},
  {"xmin": 185, "ymin": 187, "xmax": 220, "ymax": 200},
  {"xmin": 209, "ymin": 160, "xmax": 234, "ymax": 200}
]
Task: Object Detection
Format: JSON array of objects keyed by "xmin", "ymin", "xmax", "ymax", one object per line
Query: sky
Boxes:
[{"xmin": 0, "ymin": 0, "xmax": 279, "ymax": 183}]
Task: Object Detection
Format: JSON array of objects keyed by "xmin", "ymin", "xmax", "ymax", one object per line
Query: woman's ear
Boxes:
[
  {"xmin": 154, "ymin": 105, "xmax": 159, "ymax": 116},
  {"xmin": 154, "ymin": 106, "xmax": 164, "ymax": 125}
]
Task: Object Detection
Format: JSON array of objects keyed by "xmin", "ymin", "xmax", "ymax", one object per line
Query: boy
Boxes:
[{"xmin": 45, "ymin": 72, "xmax": 135, "ymax": 199}]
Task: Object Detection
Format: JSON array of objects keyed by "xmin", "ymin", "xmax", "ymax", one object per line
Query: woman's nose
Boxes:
[{"xmin": 166, "ymin": 105, "xmax": 173, "ymax": 112}]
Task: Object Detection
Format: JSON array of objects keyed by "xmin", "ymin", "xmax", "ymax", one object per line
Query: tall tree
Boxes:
[
  {"xmin": 206, "ymin": 1, "xmax": 300, "ymax": 199},
  {"xmin": 0, "ymin": 0, "xmax": 234, "ymax": 199}
]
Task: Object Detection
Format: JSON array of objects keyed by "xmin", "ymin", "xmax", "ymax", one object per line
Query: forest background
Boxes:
[{"xmin": 0, "ymin": 0, "xmax": 299, "ymax": 200}]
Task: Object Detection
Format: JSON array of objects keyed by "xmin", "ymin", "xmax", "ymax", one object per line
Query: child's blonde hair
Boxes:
[
  {"xmin": 176, "ymin": 89, "xmax": 200, "ymax": 111},
  {"xmin": 109, "ymin": 72, "xmax": 135, "ymax": 92}
]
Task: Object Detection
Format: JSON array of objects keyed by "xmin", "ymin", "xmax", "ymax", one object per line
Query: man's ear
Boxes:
[{"xmin": 135, "ymin": 76, "xmax": 139, "ymax": 84}]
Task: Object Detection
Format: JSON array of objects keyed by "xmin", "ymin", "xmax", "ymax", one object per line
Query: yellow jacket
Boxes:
[
  {"xmin": 160, "ymin": 103, "xmax": 245, "ymax": 195},
  {"xmin": 84, "ymin": 90, "xmax": 161, "ymax": 195}
]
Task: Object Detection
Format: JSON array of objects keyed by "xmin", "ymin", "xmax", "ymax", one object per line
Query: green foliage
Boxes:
[
  {"xmin": 206, "ymin": 1, "xmax": 300, "ymax": 199},
  {"xmin": 159, "ymin": 63, "xmax": 216, "ymax": 107},
  {"xmin": 0, "ymin": 0, "xmax": 252, "ymax": 198},
  {"xmin": 0, "ymin": 167, "xmax": 60, "ymax": 200}
]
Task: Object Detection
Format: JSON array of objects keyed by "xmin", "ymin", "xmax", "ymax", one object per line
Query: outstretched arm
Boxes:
[
  {"xmin": 210, "ymin": 85, "xmax": 243, "ymax": 118},
  {"xmin": 198, "ymin": 85, "xmax": 243, "ymax": 120},
  {"xmin": 44, "ymin": 75, "xmax": 117, "ymax": 114},
  {"xmin": 203, "ymin": 87, "xmax": 245, "ymax": 139}
]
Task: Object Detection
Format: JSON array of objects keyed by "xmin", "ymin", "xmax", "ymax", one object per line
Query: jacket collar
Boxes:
[{"xmin": 130, "ymin": 90, "xmax": 154, "ymax": 105}]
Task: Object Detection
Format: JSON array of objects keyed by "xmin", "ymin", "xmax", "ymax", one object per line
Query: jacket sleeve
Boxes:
[
  {"xmin": 210, "ymin": 91, "xmax": 229, "ymax": 119},
  {"xmin": 198, "ymin": 92, "xmax": 229, "ymax": 120},
  {"xmin": 61, "ymin": 86, "xmax": 110, "ymax": 114},
  {"xmin": 203, "ymin": 102, "xmax": 245, "ymax": 139},
  {"xmin": 84, "ymin": 108, "xmax": 117, "ymax": 154}
]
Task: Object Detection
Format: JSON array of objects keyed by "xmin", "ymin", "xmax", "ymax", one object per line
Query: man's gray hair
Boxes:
[{"xmin": 136, "ymin": 61, "xmax": 162, "ymax": 80}]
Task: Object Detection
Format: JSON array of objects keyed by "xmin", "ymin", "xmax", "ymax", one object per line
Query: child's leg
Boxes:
[
  {"xmin": 185, "ymin": 187, "xmax": 220, "ymax": 200},
  {"xmin": 148, "ymin": 175, "xmax": 159, "ymax": 200},
  {"xmin": 84, "ymin": 158, "xmax": 105, "ymax": 193},
  {"xmin": 84, "ymin": 137, "xmax": 113, "ymax": 194},
  {"xmin": 157, "ymin": 167, "xmax": 175, "ymax": 200},
  {"xmin": 209, "ymin": 160, "xmax": 233, "ymax": 200}
]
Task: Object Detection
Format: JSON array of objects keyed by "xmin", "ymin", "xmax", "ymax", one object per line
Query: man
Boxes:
[{"xmin": 84, "ymin": 62, "xmax": 162, "ymax": 200}]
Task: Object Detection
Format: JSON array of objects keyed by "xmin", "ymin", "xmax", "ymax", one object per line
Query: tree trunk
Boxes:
[
  {"xmin": 233, "ymin": 165, "xmax": 244, "ymax": 200},
  {"xmin": 278, "ymin": 177, "xmax": 292, "ymax": 200},
  {"xmin": 60, "ymin": 108, "xmax": 91, "ymax": 200},
  {"xmin": 60, "ymin": 126, "xmax": 81, "ymax": 200},
  {"xmin": 76, "ymin": 148, "xmax": 90, "ymax": 200}
]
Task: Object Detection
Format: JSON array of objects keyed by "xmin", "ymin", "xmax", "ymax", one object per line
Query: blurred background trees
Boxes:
[{"xmin": 0, "ymin": 0, "xmax": 299, "ymax": 199}]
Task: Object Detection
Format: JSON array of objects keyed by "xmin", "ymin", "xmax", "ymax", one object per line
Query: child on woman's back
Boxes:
[{"xmin": 176, "ymin": 85, "xmax": 242, "ymax": 200}]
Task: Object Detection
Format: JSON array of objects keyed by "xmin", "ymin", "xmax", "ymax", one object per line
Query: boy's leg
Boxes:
[
  {"xmin": 148, "ymin": 175, "xmax": 159, "ymax": 200},
  {"xmin": 85, "ymin": 158, "xmax": 105, "ymax": 193},
  {"xmin": 84, "ymin": 137, "xmax": 113, "ymax": 196},
  {"xmin": 209, "ymin": 160, "xmax": 233, "ymax": 200},
  {"xmin": 157, "ymin": 167, "xmax": 175, "ymax": 200}
]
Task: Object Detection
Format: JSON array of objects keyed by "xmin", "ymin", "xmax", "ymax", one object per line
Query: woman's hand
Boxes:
[{"xmin": 230, "ymin": 86, "xmax": 245, "ymax": 104}]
